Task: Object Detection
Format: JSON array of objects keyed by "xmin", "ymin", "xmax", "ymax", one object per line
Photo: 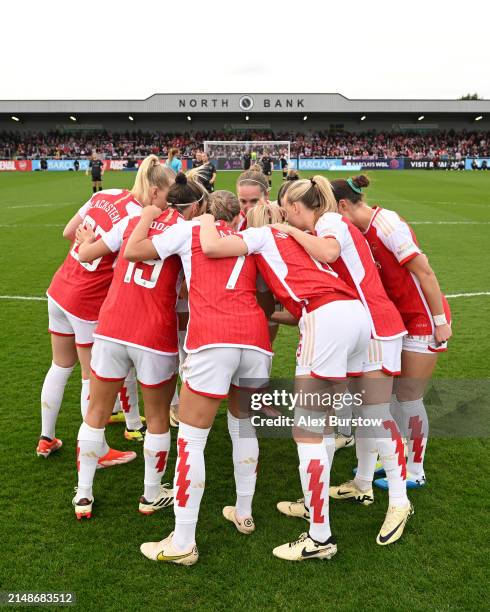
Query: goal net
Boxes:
[{"xmin": 203, "ymin": 141, "xmax": 290, "ymax": 171}]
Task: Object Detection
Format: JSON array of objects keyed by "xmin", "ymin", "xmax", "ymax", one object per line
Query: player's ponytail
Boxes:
[
  {"xmin": 208, "ymin": 190, "xmax": 240, "ymax": 222},
  {"xmin": 237, "ymin": 169, "xmax": 269, "ymax": 196},
  {"xmin": 131, "ymin": 154, "xmax": 175, "ymax": 204},
  {"xmin": 246, "ymin": 203, "xmax": 287, "ymax": 227},
  {"xmin": 331, "ymin": 175, "xmax": 370, "ymax": 205},
  {"xmin": 285, "ymin": 175, "xmax": 337, "ymax": 220}
]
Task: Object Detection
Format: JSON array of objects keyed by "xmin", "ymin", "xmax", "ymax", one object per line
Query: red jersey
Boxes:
[
  {"xmin": 236, "ymin": 211, "xmax": 247, "ymax": 231},
  {"xmin": 363, "ymin": 207, "xmax": 451, "ymax": 336},
  {"xmin": 47, "ymin": 189, "xmax": 141, "ymax": 321},
  {"xmin": 94, "ymin": 208, "xmax": 183, "ymax": 354},
  {"xmin": 152, "ymin": 220, "xmax": 271, "ymax": 355},
  {"xmin": 315, "ymin": 212, "xmax": 406, "ymax": 340},
  {"xmin": 241, "ymin": 226, "xmax": 357, "ymax": 320}
]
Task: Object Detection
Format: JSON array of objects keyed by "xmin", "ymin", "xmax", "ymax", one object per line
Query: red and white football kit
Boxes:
[
  {"xmin": 236, "ymin": 210, "xmax": 247, "ymax": 231},
  {"xmin": 47, "ymin": 189, "xmax": 141, "ymax": 346},
  {"xmin": 91, "ymin": 208, "xmax": 183, "ymax": 387},
  {"xmin": 315, "ymin": 212, "xmax": 407, "ymax": 375},
  {"xmin": 363, "ymin": 207, "xmax": 451, "ymax": 354},
  {"xmin": 240, "ymin": 226, "xmax": 371, "ymax": 379},
  {"xmin": 152, "ymin": 220, "xmax": 272, "ymax": 398}
]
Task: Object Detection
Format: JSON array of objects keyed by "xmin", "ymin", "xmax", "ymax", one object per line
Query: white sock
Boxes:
[
  {"xmin": 323, "ymin": 432, "xmax": 336, "ymax": 466},
  {"xmin": 120, "ymin": 372, "xmax": 143, "ymax": 431},
  {"xmin": 173, "ymin": 422, "xmax": 210, "ymax": 551},
  {"xmin": 390, "ymin": 394, "xmax": 403, "ymax": 433},
  {"xmin": 112, "ymin": 395, "xmax": 122, "ymax": 414},
  {"xmin": 40, "ymin": 362, "xmax": 74, "ymax": 439},
  {"xmin": 227, "ymin": 412, "xmax": 258, "ymax": 519},
  {"xmin": 353, "ymin": 405, "xmax": 378, "ymax": 491},
  {"xmin": 76, "ymin": 422, "xmax": 105, "ymax": 501},
  {"xmin": 297, "ymin": 442, "xmax": 331, "ymax": 543},
  {"xmin": 364, "ymin": 403, "xmax": 408, "ymax": 507},
  {"xmin": 80, "ymin": 379, "xmax": 90, "ymax": 420},
  {"xmin": 335, "ymin": 399, "xmax": 353, "ymax": 436},
  {"xmin": 399, "ymin": 398, "xmax": 428, "ymax": 480},
  {"xmin": 80, "ymin": 380, "xmax": 110, "ymax": 456},
  {"xmin": 143, "ymin": 431, "xmax": 171, "ymax": 502}
]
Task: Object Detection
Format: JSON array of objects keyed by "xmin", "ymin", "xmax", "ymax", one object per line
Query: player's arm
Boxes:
[
  {"xmin": 199, "ymin": 213, "xmax": 248, "ymax": 257},
  {"xmin": 124, "ymin": 205, "xmax": 161, "ymax": 261},
  {"xmin": 270, "ymin": 309, "xmax": 299, "ymax": 326},
  {"xmin": 63, "ymin": 213, "xmax": 84, "ymax": 241},
  {"xmin": 209, "ymin": 166, "xmax": 216, "ymax": 185},
  {"xmin": 271, "ymin": 223, "xmax": 340, "ymax": 263},
  {"xmin": 404, "ymin": 255, "xmax": 452, "ymax": 344},
  {"xmin": 77, "ymin": 226, "xmax": 112, "ymax": 262}
]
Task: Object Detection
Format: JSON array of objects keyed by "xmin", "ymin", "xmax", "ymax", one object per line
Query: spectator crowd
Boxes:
[{"xmin": 0, "ymin": 129, "xmax": 489, "ymax": 160}]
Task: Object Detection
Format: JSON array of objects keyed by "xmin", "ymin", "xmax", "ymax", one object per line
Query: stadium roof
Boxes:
[{"xmin": 0, "ymin": 94, "xmax": 489, "ymax": 114}]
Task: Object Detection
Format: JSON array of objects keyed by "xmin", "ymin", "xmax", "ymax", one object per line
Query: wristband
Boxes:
[{"xmin": 433, "ymin": 313, "xmax": 447, "ymax": 326}]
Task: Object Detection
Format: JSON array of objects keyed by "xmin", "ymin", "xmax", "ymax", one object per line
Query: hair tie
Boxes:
[{"xmin": 347, "ymin": 178, "xmax": 363, "ymax": 194}]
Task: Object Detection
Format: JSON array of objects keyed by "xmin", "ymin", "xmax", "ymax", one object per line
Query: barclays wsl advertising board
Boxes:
[{"xmin": 289, "ymin": 158, "xmax": 405, "ymax": 171}]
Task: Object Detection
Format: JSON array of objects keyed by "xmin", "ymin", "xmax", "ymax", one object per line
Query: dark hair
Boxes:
[
  {"xmin": 167, "ymin": 172, "xmax": 208, "ymax": 207},
  {"xmin": 330, "ymin": 175, "xmax": 370, "ymax": 204}
]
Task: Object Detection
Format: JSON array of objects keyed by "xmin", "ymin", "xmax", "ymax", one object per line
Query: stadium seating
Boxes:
[{"xmin": 0, "ymin": 129, "xmax": 489, "ymax": 160}]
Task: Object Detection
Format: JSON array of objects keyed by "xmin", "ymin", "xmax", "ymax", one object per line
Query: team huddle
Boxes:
[{"xmin": 37, "ymin": 154, "xmax": 452, "ymax": 565}]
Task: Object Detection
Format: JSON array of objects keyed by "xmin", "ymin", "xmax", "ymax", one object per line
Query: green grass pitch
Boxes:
[{"xmin": 0, "ymin": 170, "xmax": 489, "ymax": 611}]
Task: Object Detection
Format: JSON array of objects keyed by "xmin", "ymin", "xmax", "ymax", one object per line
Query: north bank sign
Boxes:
[{"xmin": 175, "ymin": 95, "xmax": 306, "ymax": 112}]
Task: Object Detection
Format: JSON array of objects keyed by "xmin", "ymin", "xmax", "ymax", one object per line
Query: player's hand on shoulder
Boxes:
[
  {"xmin": 76, "ymin": 224, "xmax": 95, "ymax": 245},
  {"xmin": 434, "ymin": 323, "xmax": 452, "ymax": 345},
  {"xmin": 141, "ymin": 204, "xmax": 162, "ymax": 221},
  {"xmin": 271, "ymin": 223, "xmax": 292, "ymax": 234}
]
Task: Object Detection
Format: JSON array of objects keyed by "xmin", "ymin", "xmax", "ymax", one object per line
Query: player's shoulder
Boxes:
[
  {"xmin": 372, "ymin": 207, "xmax": 407, "ymax": 236},
  {"xmin": 315, "ymin": 211, "xmax": 343, "ymax": 232}
]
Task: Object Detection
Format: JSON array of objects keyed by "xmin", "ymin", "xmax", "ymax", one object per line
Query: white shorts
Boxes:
[
  {"xmin": 403, "ymin": 334, "xmax": 448, "ymax": 354},
  {"xmin": 181, "ymin": 347, "xmax": 271, "ymax": 398},
  {"xmin": 363, "ymin": 337, "xmax": 403, "ymax": 375},
  {"xmin": 296, "ymin": 300, "xmax": 370, "ymax": 379},
  {"xmin": 91, "ymin": 338, "xmax": 178, "ymax": 388},
  {"xmin": 47, "ymin": 296, "xmax": 96, "ymax": 347}
]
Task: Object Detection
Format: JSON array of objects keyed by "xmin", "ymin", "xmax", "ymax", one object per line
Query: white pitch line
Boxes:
[
  {"xmin": 446, "ymin": 292, "xmax": 490, "ymax": 299},
  {"xmin": 408, "ymin": 221, "xmax": 490, "ymax": 225},
  {"xmin": 0, "ymin": 224, "xmax": 63, "ymax": 228},
  {"xmin": 1, "ymin": 292, "xmax": 489, "ymax": 303},
  {"xmin": 0, "ymin": 295, "xmax": 47, "ymax": 301},
  {"xmin": 6, "ymin": 203, "xmax": 56, "ymax": 209},
  {"xmin": 5, "ymin": 203, "xmax": 77, "ymax": 209}
]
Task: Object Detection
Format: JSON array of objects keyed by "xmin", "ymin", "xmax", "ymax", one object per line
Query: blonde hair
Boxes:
[
  {"xmin": 208, "ymin": 190, "xmax": 240, "ymax": 222},
  {"xmin": 246, "ymin": 203, "xmax": 287, "ymax": 228},
  {"xmin": 131, "ymin": 155, "xmax": 175, "ymax": 204},
  {"xmin": 285, "ymin": 175, "xmax": 337, "ymax": 219},
  {"xmin": 237, "ymin": 169, "xmax": 269, "ymax": 195}
]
